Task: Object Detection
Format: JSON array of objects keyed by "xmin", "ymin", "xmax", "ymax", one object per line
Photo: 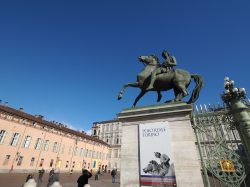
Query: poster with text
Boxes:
[{"xmin": 139, "ymin": 122, "xmax": 177, "ymax": 187}]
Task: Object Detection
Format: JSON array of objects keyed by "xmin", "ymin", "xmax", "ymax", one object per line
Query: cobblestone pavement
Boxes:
[{"xmin": 0, "ymin": 172, "xmax": 120, "ymax": 187}]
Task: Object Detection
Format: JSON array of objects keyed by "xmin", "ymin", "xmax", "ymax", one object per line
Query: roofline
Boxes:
[
  {"xmin": 0, "ymin": 105, "xmax": 110, "ymax": 147},
  {"xmin": 93, "ymin": 119, "xmax": 119, "ymax": 124}
]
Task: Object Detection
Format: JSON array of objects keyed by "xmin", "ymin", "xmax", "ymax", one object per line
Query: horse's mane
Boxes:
[{"xmin": 150, "ymin": 55, "xmax": 160, "ymax": 65}]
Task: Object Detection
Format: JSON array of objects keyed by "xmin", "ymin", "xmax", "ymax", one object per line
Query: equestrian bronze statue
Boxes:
[{"xmin": 117, "ymin": 50, "xmax": 204, "ymax": 107}]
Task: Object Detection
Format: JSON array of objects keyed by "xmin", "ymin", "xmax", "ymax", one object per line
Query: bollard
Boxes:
[
  {"xmin": 23, "ymin": 179, "xmax": 37, "ymax": 187},
  {"xmin": 50, "ymin": 181, "xmax": 63, "ymax": 187}
]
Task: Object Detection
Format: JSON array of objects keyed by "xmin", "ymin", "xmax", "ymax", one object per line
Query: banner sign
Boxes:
[{"xmin": 139, "ymin": 122, "xmax": 177, "ymax": 187}]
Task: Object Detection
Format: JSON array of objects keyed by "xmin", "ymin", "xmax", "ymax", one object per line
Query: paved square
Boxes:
[{"xmin": 0, "ymin": 172, "xmax": 120, "ymax": 187}]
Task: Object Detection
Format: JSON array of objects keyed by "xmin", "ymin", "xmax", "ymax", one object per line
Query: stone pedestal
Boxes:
[{"xmin": 117, "ymin": 102, "xmax": 204, "ymax": 187}]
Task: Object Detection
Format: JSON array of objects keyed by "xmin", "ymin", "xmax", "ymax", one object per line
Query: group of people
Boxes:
[
  {"xmin": 23, "ymin": 167, "xmax": 118, "ymax": 187},
  {"xmin": 23, "ymin": 168, "xmax": 61, "ymax": 187}
]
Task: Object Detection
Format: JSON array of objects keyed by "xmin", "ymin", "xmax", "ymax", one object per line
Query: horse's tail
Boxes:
[{"xmin": 187, "ymin": 74, "xmax": 204, "ymax": 104}]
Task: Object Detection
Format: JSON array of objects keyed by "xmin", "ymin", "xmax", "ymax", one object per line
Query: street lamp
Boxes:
[
  {"xmin": 221, "ymin": 77, "xmax": 246, "ymax": 105},
  {"xmin": 221, "ymin": 77, "xmax": 250, "ymax": 166}
]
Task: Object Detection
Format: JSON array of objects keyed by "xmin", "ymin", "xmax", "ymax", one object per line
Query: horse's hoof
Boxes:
[{"xmin": 118, "ymin": 94, "xmax": 122, "ymax": 100}]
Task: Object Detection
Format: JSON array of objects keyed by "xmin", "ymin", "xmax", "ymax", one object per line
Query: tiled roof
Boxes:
[{"xmin": 0, "ymin": 105, "xmax": 110, "ymax": 147}]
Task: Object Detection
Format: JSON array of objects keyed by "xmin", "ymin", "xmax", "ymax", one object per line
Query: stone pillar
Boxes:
[
  {"xmin": 118, "ymin": 102, "xmax": 204, "ymax": 187},
  {"xmin": 231, "ymin": 99, "xmax": 250, "ymax": 162}
]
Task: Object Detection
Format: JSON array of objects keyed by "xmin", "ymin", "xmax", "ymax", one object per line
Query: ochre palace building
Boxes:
[{"xmin": 0, "ymin": 104, "xmax": 110, "ymax": 173}]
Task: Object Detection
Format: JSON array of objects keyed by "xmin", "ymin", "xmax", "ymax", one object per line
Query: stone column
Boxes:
[{"xmin": 118, "ymin": 102, "xmax": 204, "ymax": 187}]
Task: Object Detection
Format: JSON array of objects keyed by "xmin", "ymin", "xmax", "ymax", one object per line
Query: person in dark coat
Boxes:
[
  {"xmin": 77, "ymin": 169, "xmax": 92, "ymax": 187},
  {"xmin": 111, "ymin": 168, "xmax": 117, "ymax": 183},
  {"xmin": 47, "ymin": 169, "xmax": 59, "ymax": 187},
  {"xmin": 37, "ymin": 168, "xmax": 45, "ymax": 187},
  {"xmin": 25, "ymin": 174, "xmax": 34, "ymax": 182},
  {"xmin": 49, "ymin": 168, "xmax": 54, "ymax": 177}
]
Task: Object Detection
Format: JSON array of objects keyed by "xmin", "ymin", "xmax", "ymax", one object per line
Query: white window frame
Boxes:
[
  {"xmin": 10, "ymin": 133, "xmax": 20, "ymax": 146},
  {"xmin": 34, "ymin": 138, "xmax": 42, "ymax": 150},
  {"xmin": 0, "ymin": 130, "xmax": 7, "ymax": 144},
  {"xmin": 23, "ymin": 135, "xmax": 32, "ymax": 148}
]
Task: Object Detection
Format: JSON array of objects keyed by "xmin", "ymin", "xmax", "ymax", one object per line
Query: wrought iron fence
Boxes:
[{"xmin": 192, "ymin": 105, "xmax": 249, "ymax": 187}]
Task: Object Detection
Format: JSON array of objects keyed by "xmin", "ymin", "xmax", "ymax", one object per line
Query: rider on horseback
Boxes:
[
  {"xmin": 146, "ymin": 50, "xmax": 177, "ymax": 91},
  {"xmin": 154, "ymin": 152, "xmax": 170, "ymax": 176}
]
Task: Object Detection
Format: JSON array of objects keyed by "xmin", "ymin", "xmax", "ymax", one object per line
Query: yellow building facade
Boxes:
[{"xmin": 0, "ymin": 105, "xmax": 110, "ymax": 173}]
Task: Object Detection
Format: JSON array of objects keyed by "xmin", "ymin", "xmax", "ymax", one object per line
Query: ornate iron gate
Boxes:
[{"xmin": 192, "ymin": 106, "xmax": 249, "ymax": 187}]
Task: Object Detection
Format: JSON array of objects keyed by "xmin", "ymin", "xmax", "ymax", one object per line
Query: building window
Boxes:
[
  {"xmin": 89, "ymin": 150, "xmax": 93, "ymax": 158},
  {"xmin": 17, "ymin": 156, "xmax": 24, "ymax": 166},
  {"xmin": 68, "ymin": 146, "xmax": 72, "ymax": 155},
  {"xmin": 34, "ymin": 138, "xmax": 42, "ymax": 150},
  {"xmin": 30, "ymin": 157, "xmax": 35, "ymax": 167},
  {"xmin": 50, "ymin": 159, "xmax": 54, "ymax": 167},
  {"xmin": 10, "ymin": 133, "xmax": 20, "ymax": 146},
  {"xmin": 108, "ymin": 150, "xmax": 112, "ymax": 158},
  {"xmin": 65, "ymin": 161, "xmax": 69, "ymax": 168},
  {"xmin": 116, "ymin": 138, "xmax": 119, "ymax": 144},
  {"xmin": 3, "ymin": 155, "xmax": 11, "ymax": 166},
  {"xmin": 53, "ymin": 142, "xmax": 59, "ymax": 153},
  {"xmin": 39, "ymin": 159, "xmax": 44, "ymax": 167},
  {"xmin": 80, "ymin": 148, "xmax": 84, "ymax": 156},
  {"xmin": 85, "ymin": 149, "xmax": 88, "ymax": 157},
  {"xmin": 0, "ymin": 130, "xmax": 7, "ymax": 144},
  {"xmin": 23, "ymin": 136, "xmax": 32, "ymax": 148},
  {"xmin": 74, "ymin": 146, "xmax": 78, "ymax": 156},
  {"xmin": 60, "ymin": 144, "xmax": 65, "ymax": 154},
  {"xmin": 113, "ymin": 149, "xmax": 118, "ymax": 158},
  {"xmin": 43, "ymin": 140, "xmax": 49, "ymax": 151}
]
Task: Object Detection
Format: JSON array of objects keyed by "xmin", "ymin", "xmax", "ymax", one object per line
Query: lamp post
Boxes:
[{"xmin": 221, "ymin": 77, "xmax": 250, "ymax": 163}]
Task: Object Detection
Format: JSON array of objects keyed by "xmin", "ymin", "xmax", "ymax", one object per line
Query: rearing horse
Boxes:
[{"xmin": 118, "ymin": 55, "xmax": 203, "ymax": 107}]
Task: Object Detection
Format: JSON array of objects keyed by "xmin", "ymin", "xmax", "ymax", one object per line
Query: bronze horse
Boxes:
[{"xmin": 118, "ymin": 55, "xmax": 203, "ymax": 107}]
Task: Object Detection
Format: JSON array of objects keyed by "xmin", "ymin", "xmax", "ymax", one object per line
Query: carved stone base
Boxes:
[{"xmin": 117, "ymin": 102, "xmax": 204, "ymax": 187}]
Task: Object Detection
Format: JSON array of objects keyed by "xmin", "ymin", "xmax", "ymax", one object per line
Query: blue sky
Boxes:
[{"xmin": 0, "ymin": 0, "xmax": 249, "ymax": 132}]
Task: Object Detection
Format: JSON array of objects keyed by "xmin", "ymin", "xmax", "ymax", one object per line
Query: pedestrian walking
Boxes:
[
  {"xmin": 111, "ymin": 168, "xmax": 117, "ymax": 183},
  {"xmin": 77, "ymin": 169, "xmax": 92, "ymax": 187},
  {"xmin": 26, "ymin": 174, "xmax": 34, "ymax": 182},
  {"xmin": 49, "ymin": 168, "xmax": 55, "ymax": 177},
  {"xmin": 23, "ymin": 178, "xmax": 37, "ymax": 187},
  {"xmin": 47, "ymin": 169, "xmax": 59, "ymax": 187},
  {"xmin": 37, "ymin": 168, "xmax": 45, "ymax": 187},
  {"xmin": 94, "ymin": 169, "xmax": 101, "ymax": 180}
]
